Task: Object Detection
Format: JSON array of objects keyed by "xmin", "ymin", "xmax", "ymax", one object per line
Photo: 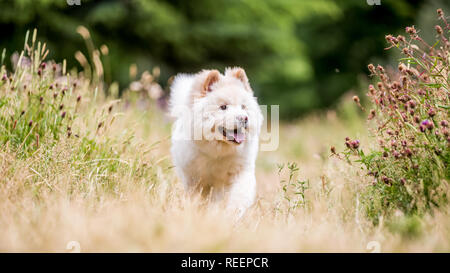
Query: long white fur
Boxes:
[
  {"xmin": 169, "ymin": 73, "xmax": 195, "ymax": 118},
  {"xmin": 169, "ymin": 68, "xmax": 263, "ymax": 217}
]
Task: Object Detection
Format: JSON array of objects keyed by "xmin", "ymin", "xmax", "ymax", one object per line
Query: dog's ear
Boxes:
[
  {"xmin": 201, "ymin": 70, "xmax": 220, "ymax": 95},
  {"xmin": 225, "ymin": 67, "xmax": 251, "ymax": 92}
]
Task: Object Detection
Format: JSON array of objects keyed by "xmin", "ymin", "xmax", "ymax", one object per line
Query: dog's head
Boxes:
[{"xmin": 191, "ymin": 67, "xmax": 262, "ymax": 145}]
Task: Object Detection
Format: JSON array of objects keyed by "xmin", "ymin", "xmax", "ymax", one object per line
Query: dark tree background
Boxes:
[{"xmin": 2, "ymin": 0, "xmax": 447, "ymax": 119}]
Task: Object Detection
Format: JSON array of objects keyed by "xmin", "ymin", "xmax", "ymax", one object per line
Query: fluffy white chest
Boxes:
[{"xmin": 191, "ymin": 149, "xmax": 245, "ymax": 188}]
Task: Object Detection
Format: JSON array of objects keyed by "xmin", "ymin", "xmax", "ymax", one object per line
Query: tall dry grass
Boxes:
[{"xmin": 0, "ymin": 27, "xmax": 449, "ymax": 253}]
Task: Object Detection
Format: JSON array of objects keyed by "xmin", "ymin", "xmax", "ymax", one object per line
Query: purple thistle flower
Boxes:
[
  {"xmin": 351, "ymin": 140, "xmax": 360, "ymax": 149},
  {"xmin": 421, "ymin": 119, "xmax": 434, "ymax": 130}
]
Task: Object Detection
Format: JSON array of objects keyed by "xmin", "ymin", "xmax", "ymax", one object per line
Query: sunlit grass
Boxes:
[{"xmin": 0, "ymin": 26, "xmax": 449, "ymax": 252}]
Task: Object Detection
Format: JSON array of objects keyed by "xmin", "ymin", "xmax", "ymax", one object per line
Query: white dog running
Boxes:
[{"xmin": 169, "ymin": 67, "xmax": 263, "ymax": 216}]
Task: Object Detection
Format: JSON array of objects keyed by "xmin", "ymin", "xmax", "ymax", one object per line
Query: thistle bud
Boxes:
[
  {"xmin": 405, "ymin": 26, "xmax": 416, "ymax": 35},
  {"xmin": 393, "ymin": 150, "xmax": 401, "ymax": 159},
  {"xmin": 402, "ymin": 47, "xmax": 410, "ymax": 55},
  {"xmin": 368, "ymin": 85, "xmax": 376, "ymax": 95},
  {"xmin": 419, "ymin": 124, "xmax": 426, "ymax": 132},
  {"xmin": 414, "ymin": 116, "xmax": 420, "ymax": 123},
  {"xmin": 391, "ymin": 140, "xmax": 397, "ymax": 148},
  {"xmin": 401, "ymin": 76, "xmax": 407, "ymax": 88},
  {"xmin": 385, "ymin": 34, "xmax": 394, "ymax": 43},
  {"xmin": 330, "ymin": 146, "xmax": 336, "ymax": 154},
  {"xmin": 345, "ymin": 141, "xmax": 351, "ymax": 148},
  {"xmin": 401, "ymin": 113, "xmax": 408, "ymax": 122},
  {"xmin": 398, "ymin": 63, "xmax": 406, "ymax": 72},
  {"xmin": 368, "ymin": 109, "xmax": 376, "ymax": 120},
  {"xmin": 351, "ymin": 140, "xmax": 360, "ymax": 149},
  {"xmin": 404, "ymin": 148, "xmax": 412, "ymax": 157},
  {"xmin": 421, "ymin": 119, "xmax": 434, "ymax": 130}
]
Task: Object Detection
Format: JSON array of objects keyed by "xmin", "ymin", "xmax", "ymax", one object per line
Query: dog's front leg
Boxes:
[{"xmin": 226, "ymin": 170, "xmax": 256, "ymax": 218}]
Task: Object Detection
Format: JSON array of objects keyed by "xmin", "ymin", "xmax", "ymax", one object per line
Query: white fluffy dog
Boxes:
[{"xmin": 169, "ymin": 67, "xmax": 263, "ymax": 215}]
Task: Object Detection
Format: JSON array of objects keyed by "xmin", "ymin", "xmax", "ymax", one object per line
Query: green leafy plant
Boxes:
[
  {"xmin": 276, "ymin": 162, "xmax": 310, "ymax": 215},
  {"xmin": 334, "ymin": 9, "xmax": 450, "ymax": 224}
]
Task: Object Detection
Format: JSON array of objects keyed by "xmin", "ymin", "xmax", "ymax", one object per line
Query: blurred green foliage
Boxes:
[{"xmin": 0, "ymin": 0, "xmax": 427, "ymax": 118}]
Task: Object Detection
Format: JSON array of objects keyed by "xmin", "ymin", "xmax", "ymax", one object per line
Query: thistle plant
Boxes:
[{"xmin": 336, "ymin": 9, "xmax": 450, "ymax": 223}]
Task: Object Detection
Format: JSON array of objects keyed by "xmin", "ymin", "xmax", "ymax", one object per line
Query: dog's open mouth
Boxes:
[{"xmin": 219, "ymin": 126, "xmax": 246, "ymax": 144}]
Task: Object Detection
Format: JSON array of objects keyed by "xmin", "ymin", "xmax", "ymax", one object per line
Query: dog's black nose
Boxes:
[{"xmin": 237, "ymin": 116, "xmax": 248, "ymax": 125}]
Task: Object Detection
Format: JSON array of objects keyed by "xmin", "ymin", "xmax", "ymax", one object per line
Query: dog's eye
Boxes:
[
  {"xmin": 241, "ymin": 105, "xmax": 246, "ymax": 110},
  {"xmin": 220, "ymin": 105, "xmax": 227, "ymax": 110}
]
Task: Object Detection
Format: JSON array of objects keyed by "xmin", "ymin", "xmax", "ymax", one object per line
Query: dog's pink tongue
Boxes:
[{"xmin": 234, "ymin": 131, "xmax": 246, "ymax": 144}]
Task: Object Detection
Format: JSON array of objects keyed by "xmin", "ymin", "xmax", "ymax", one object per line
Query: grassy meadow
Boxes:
[{"xmin": 0, "ymin": 26, "xmax": 449, "ymax": 252}]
